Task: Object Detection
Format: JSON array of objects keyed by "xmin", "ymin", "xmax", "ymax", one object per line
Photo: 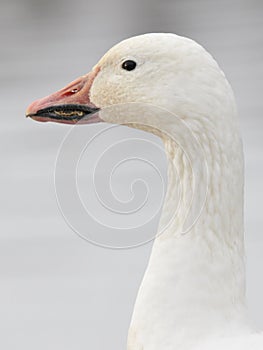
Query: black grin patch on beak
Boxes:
[{"xmin": 27, "ymin": 104, "xmax": 100, "ymax": 121}]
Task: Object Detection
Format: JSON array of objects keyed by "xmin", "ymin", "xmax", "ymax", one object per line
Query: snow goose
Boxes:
[{"xmin": 26, "ymin": 33, "xmax": 263, "ymax": 350}]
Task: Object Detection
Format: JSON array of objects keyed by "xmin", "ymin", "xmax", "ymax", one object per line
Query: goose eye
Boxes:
[{"xmin": 122, "ymin": 60, "xmax": 137, "ymax": 71}]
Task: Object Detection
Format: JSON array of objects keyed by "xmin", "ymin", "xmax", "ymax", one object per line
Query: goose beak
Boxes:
[{"xmin": 26, "ymin": 67, "xmax": 101, "ymax": 124}]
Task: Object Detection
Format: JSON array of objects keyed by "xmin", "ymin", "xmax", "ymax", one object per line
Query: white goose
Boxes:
[{"xmin": 26, "ymin": 33, "xmax": 263, "ymax": 349}]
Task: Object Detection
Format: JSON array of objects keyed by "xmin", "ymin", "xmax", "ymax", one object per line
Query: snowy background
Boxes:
[{"xmin": 1, "ymin": 0, "xmax": 263, "ymax": 349}]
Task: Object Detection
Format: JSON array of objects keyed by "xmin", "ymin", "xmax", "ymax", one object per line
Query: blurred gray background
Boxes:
[{"xmin": 1, "ymin": 0, "xmax": 263, "ymax": 349}]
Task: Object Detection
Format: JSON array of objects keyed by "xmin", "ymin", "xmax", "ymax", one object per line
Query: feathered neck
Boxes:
[{"xmin": 127, "ymin": 110, "xmax": 248, "ymax": 349}]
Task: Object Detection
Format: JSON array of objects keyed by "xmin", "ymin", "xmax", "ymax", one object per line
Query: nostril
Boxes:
[{"xmin": 62, "ymin": 88, "xmax": 79, "ymax": 97}]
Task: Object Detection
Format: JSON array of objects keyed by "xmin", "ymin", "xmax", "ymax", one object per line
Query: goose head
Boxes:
[
  {"xmin": 26, "ymin": 33, "xmax": 240, "ymax": 238},
  {"xmin": 26, "ymin": 33, "xmax": 236, "ymax": 132}
]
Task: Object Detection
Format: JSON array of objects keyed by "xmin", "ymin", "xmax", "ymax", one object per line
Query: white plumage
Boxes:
[
  {"xmin": 92, "ymin": 33, "xmax": 263, "ymax": 350},
  {"xmin": 28, "ymin": 33, "xmax": 263, "ymax": 349}
]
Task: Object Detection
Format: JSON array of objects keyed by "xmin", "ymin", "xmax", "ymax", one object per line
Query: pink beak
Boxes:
[{"xmin": 26, "ymin": 67, "xmax": 101, "ymax": 124}]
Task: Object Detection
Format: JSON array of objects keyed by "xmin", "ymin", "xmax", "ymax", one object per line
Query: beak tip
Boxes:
[{"xmin": 26, "ymin": 102, "xmax": 36, "ymax": 119}]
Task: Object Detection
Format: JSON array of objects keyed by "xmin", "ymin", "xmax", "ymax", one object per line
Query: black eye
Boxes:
[{"xmin": 122, "ymin": 60, "xmax": 137, "ymax": 71}]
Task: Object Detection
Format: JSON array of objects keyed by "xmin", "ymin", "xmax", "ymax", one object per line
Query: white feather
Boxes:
[{"xmin": 89, "ymin": 33, "xmax": 263, "ymax": 349}]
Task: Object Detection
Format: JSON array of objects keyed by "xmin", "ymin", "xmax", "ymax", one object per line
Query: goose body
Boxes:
[{"xmin": 26, "ymin": 33, "xmax": 263, "ymax": 349}]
